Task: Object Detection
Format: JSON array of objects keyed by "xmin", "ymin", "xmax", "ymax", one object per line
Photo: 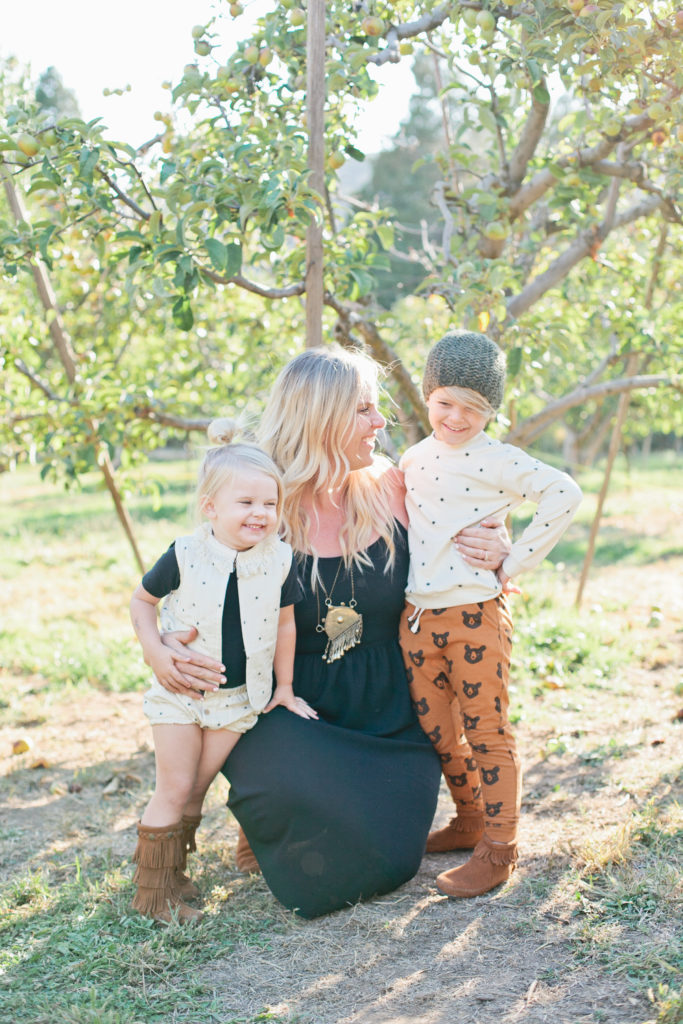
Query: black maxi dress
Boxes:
[{"xmin": 221, "ymin": 524, "xmax": 441, "ymax": 919}]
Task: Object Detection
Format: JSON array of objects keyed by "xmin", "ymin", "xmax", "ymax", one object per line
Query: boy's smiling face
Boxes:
[{"xmin": 426, "ymin": 387, "xmax": 489, "ymax": 447}]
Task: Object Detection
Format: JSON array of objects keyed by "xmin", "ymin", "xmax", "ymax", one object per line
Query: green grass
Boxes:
[
  {"xmin": 0, "ymin": 846, "xmax": 288, "ymax": 1023},
  {"xmin": 571, "ymin": 798, "xmax": 683, "ymax": 1018}
]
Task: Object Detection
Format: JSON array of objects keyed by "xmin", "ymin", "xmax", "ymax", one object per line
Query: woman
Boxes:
[{"xmin": 162, "ymin": 346, "xmax": 508, "ymax": 918}]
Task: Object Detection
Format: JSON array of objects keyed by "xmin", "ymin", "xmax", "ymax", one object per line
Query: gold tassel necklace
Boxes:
[{"xmin": 315, "ymin": 560, "xmax": 363, "ymax": 663}]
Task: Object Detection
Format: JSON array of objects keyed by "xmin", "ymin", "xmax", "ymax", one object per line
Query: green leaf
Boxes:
[
  {"xmin": 225, "ymin": 242, "xmax": 242, "ymax": 277},
  {"xmin": 172, "ymin": 294, "xmax": 194, "ymax": 331},
  {"xmin": 533, "ymin": 83, "xmax": 551, "ymax": 105},
  {"xmin": 344, "ymin": 144, "xmax": 365, "ymax": 162},
  {"xmin": 160, "ymin": 161, "xmax": 176, "ymax": 184},
  {"xmin": 204, "ymin": 237, "xmax": 227, "ymax": 272},
  {"xmin": 508, "ymin": 346, "xmax": 523, "ymax": 377}
]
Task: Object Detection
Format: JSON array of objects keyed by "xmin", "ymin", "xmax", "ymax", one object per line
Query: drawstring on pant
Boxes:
[{"xmin": 407, "ymin": 606, "xmax": 425, "ymax": 633}]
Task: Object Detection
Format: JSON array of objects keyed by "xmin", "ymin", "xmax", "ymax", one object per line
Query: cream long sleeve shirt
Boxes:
[{"xmin": 400, "ymin": 432, "xmax": 582, "ymax": 608}]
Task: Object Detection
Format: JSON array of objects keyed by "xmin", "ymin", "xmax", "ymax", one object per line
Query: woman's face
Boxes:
[{"xmin": 340, "ymin": 391, "xmax": 386, "ymax": 471}]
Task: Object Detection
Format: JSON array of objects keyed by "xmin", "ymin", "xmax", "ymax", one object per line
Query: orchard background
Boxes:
[{"xmin": 0, "ymin": 3, "xmax": 681, "ymax": 1022}]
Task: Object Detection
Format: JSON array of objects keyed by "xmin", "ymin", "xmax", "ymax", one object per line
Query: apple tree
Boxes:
[{"xmin": 1, "ymin": 0, "xmax": 680, "ymax": 493}]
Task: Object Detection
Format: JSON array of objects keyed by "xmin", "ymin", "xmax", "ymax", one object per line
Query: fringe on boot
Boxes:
[
  {"xmin": 176, "ymin": 814, "xmax": 202, "ymax": 900},
  {"xmin": 436, "ymin": 835, "xmax": 518, "ymax": 898},
  {"xmin": 131, "ymin": 821, "xmax": 203, "ymax": 922},
  {"xmin": 426, "ymin": 811, "xmax": 485, "ymax": 853},
  {"xmin": 235, "ymin": 826, "xmax": 261, "ymax": 874}
]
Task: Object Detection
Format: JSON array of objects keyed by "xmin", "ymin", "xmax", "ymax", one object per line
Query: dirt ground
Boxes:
[{"xmin": 2, "ymin": 556, "xmax": 681, "ymax": 1024}]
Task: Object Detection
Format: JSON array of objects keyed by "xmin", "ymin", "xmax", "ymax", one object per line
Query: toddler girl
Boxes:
[{"xmin": 129, "ymin": 418, "xmax": 316, "ymax": 922}]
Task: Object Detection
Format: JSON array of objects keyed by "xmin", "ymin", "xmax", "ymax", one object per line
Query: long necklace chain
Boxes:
[{"xmin": 314, "ymin": 559, "xmax": 363, "ymax": 663}]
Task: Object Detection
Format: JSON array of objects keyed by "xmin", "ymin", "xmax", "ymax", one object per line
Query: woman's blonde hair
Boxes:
[
  {"xmin": 196, "ymin": 417, "xmax": 284, "ymax": 523},
  {"xmin": 256, "ymin": 346, "xmax": 397, "ymax": 577}
]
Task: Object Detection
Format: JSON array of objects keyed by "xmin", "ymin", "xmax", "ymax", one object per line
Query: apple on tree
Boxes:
[{"xmin": 16, "ymin": 133, "xmax": 40, "ymax": 157}]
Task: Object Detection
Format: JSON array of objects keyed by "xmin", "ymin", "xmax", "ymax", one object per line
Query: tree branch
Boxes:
[
  {"xmin": 368, "ymin": 5, "xmax": 452, "ymax": 65},
  {"xmin": 132, "ymin": 408, "xmax": 211, "ymax": 432},
  {"xmin": 506, "ymin": 91, "xmax": 549, "ymax": 188},
  {"xmin": 13, "ymin": 359, "xmax": 61, "ymax": 401},
  {"xmin": 506, "ymin": 193, "xmax": 667, "ymax": 320},
  {"xmin": 506, "ymin": 374, "xmax": 678, "ymax": 447},
  {"xmin": 198, "ymin": 264, "xmax": 307, "ymax": 298},
  {"xmin": 98, "ymin": 169, "xmax": 152, "ymax": 221}
]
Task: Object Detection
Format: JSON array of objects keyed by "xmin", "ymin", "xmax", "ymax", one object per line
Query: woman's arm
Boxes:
[{"xmin": 130, "ymin": 585, "xmax": 217, "ymax": 695}]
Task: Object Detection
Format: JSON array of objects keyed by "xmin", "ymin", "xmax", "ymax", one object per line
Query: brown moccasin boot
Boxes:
[
  {"xmin": 426, "ymin": 812, "xmax": 485, "ymax": 853},
  {"xmin": 436, "ymin": 835, "xmax": 517, "ymax": 898},
  {"xmin": 131, "ymin": 821, "xmax": 203, "ymax": 923},
  {"xmin": 235, "ymin": 826, "xmax": 261, "ymax": 874},
  {"xmin": 176, "ymin": 814, "xmax": 202, "ymax": 900}
]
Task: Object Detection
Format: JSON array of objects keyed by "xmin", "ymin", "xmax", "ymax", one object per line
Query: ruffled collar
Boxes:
[{"xmin": 194, "ymin": 522, "xmax": 281, "ymax": 577}]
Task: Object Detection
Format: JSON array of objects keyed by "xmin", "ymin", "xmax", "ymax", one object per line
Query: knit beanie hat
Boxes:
[{"xmin": 422, "ymin": 331, "xmax": 507, "ymax": 409}]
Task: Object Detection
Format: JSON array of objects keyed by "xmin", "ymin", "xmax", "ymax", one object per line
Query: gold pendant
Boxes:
[{"xmin": 322, "ymin": 604, "xmax": 363, "ymax": 663}]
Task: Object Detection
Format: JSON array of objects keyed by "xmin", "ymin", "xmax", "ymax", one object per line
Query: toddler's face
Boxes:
[
  {"xmin": 427, "ymin": 388, "xmax": 488, "ymax": 447},
  {"xmin": 203, "ymin": 470, "xmax": 279, "ymax": 550}
]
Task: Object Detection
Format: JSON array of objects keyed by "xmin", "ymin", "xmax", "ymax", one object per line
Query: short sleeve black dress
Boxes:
[{"xmin": 221, "ymin": 523, "xmax": 440, "ymax": 918}]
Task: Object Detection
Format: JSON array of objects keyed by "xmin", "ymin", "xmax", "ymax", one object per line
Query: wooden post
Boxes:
[
  {"xmin": 2, "ymin": 172, "xmax": 146, "ymax": 573},
  {"xmin": 575, "ymin": 354, "xmax": 639, "ymax": 608},
  {"xmin": 305, "ymin": 0, "xmax": 326, "ymax": 348}
]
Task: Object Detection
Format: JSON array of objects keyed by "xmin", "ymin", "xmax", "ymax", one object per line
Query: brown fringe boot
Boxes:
[
  {"xmin": 426, "ymin": 811, "xmax": 485, "ymax": 853},
  {"xmin": 131, "ymin": 821, "xmax": 203, "ymax": 922},
  {"xmin": 235, "ymin": 826, "xmax": 261, "ymax": 874},
  {"xmin": 176, "ymin": 814, "xmax": 202, "ymax": 900},
  {"xmin": 436, "ymin": 835, "xmax": 518, "ymax": 898}
]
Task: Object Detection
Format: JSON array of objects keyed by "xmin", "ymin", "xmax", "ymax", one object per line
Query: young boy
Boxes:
[{"xmin": 399, "ymin": 331, "xmax": 582, "ymax": 898}]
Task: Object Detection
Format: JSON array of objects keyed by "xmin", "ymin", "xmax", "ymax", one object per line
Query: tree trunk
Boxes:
[
  {"xmin": 575, "ymin": 354, "xmax": 639, "ymax": 608},
  {"xmin": 305, "ymin": 0, "xmax": 325, "ymax": 348}
]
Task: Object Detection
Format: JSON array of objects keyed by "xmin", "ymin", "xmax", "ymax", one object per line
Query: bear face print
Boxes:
[
  {"xmin": 447, "ymin": 772, "xmax": 468, "ymax": 788},
  {"xmin": 464, "ymin": 644, "xmax": 486, "ymax": 664},
  {"xmin": 461, "ymin": 608, "xmax": 483, "ymax": 629},
  {"xmin": 465, "ymin": 756, "xmax": 478, "ymax": 773},
  {"xmin": 432, "ymin": 671, "xmax": 449, "ymax": 690},
  {"xmin": 471, "ymin": 742, "xmax": 488, "ymax": 754},
  {"xmin": 412, "ymin": 696, "xmax": 429, "ymax": 716},
  {"xmin": 482, "ymin": 766, "xmax": 500, "ymax": 785},
  {"xmin": 438, "ymin": 751, "xmax": 453, "ymax": 765},
  {"xmin": 486, "ymin": 801, "xmax": 503, "ymax": 817},
  {"xmin": 427, "ymin": 724, "xmax": 442, "ymax": 744},
  {"xmin": 462, "ymin": 680, "xmax": 482, "ymax": 699},
  {"xmin": 432, "ymin": 631, "xmax": 449, "ymax": 649},
  {"xmin": 463, "ymin": 713, "xmax": 480, "ymax": 730},
  {"xmin": 409, "ymin": 649, "xmax": 425, "ymax": 667},
  {"xmin": 494, "ymin": 695, "xmax": 502, "ymax": 713}
]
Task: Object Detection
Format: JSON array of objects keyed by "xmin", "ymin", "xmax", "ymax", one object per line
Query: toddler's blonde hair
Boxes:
[
  {"xmin": 438, "ymin": 385, "xmax": 496, "ymax": 423},
  {"xmin": 196, "ymin": 417, "xmax": 284, "ymax": 523}
]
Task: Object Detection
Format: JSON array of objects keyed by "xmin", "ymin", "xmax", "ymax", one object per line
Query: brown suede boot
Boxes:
[
  {"xmin": 176, "ymin": 814, "xmax": 202, "ymax": 900},
  {"xmin": 131, "ymin": 821, "xmax": 203, "ymax": 923},
  {"xmin": 436, "ymin": 835, "xmax": 518, "ymax": 898},
  {"xmin": 235, "ymin": 826, "xmax": 261, "ymax": 874},
  {"xmin": 426, "ymin": 812, "xmax": 485, "ymax": 853}
]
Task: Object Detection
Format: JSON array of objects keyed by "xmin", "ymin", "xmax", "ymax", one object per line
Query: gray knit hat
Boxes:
[{"xmin": 422, "ymin": 331, "xmax": 506, "ymax": 409}]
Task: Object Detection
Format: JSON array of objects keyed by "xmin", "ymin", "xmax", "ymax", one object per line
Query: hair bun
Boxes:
[{"xmin": 207, "ymin": 417, "xmax": 239, "ymax": 446}]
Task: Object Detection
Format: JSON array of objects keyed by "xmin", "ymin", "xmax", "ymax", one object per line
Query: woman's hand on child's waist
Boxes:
[
  {"xmin": 159, "ymin": 628, "xmax": 225, "ymax": 698},
  {"xmin": 453, "ymin": 517, "xmax": 511, "ymax": 571}
]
